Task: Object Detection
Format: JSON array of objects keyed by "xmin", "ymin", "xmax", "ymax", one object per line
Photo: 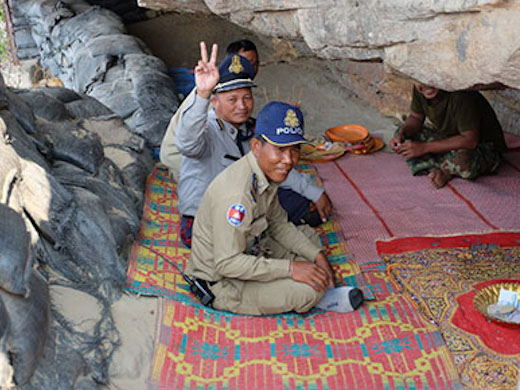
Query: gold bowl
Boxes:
[{"xmin": 473, "ymin": 282, "xmax": 520, "ymax": 327}]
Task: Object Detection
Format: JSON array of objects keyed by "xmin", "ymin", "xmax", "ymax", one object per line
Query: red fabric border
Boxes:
[
  {"xmin": 446, "ymin": 185, "xmax": 498, "ymax": 230},
  {"xmin": 376, "ymin": 231, "xmax": 520, "ymax": 256}
]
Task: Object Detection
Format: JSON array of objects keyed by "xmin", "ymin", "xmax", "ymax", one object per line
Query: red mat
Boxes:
[
  {"xmin": 505, "ymin": 132, "xmax": 520, "ymax": 150},
  {"xmin": 315, "ymin": 150, "xmax": 520, "ymax": 265},
  {"xmin": 149, "ymin": 286, "xmax": 461, "ymax": 390}
]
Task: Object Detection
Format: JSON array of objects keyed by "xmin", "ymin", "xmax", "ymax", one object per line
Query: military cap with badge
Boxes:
[{"xmin": 213, "ymin": 54, "xmax": 257, "ymax": 94}]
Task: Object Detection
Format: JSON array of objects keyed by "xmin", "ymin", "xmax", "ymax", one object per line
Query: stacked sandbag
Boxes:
[
  {"xmin": 9, "ymin": 0, "xmax": 179, "ymax": 147},
  {"xmin": 0, "ymin": 204, "xmax": 116, "ymax": 390},
  {"xmin": 0, "ymin": 71, "xmax": 152, "ymax": 388},
  {"xmin": 0, "ymin": 298, "xmax": 13, "ymax": 389},
  {"xmin": 9, "ymin": 1, "xmax": 39, "ymax": 61},
  {"xmin": 0, "ymin": 204, "xmax": 49, "ymax": 388},
  {"xmin": 0, "ymin": 270, "xmax": 50, "ymax": 387}
]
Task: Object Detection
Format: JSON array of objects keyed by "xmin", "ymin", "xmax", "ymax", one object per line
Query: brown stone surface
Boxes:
[
  {"xmin": 128, "ymin": 12, "xmax": 397, "ymax": 138},
  {"xmin": 130, "ymin": 5, "xmax": 520, "ymax": 133},
  {"xmin": 137, "ymin": 0, "xmax": 520, "ymax": 92},
  {"xmin": 137, "ymin": 0, "xmax": 210, "ymax": 13}
]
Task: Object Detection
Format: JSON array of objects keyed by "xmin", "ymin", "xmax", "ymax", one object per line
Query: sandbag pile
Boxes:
[
  {"xmin": 10, "ymin": 0, "xmax": 179, "ymax": 147},
  {"xmin": 0, "ymin": 71, "xmax": 153, "ymax": 388}
]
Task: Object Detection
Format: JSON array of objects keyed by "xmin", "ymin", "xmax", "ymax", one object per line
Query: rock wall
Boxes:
[
  {"xmin": 140, "ymin": 0, "xmax": 520, "ymax": 91},
  {"xmin": 138, "ymin": 0, "xmax": 520, "ymax": 134}
]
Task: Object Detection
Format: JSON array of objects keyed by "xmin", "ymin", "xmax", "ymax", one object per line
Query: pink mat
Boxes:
[
  {"xmin": 505, "ymin": 132, "xmax": 520, "ymax": 149},
  {"xmin": 315, "ymin": 150, "xmax": 520, "ymax": 265}
]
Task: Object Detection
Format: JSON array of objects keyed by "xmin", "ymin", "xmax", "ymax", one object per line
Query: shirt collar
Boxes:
[
  {"xmin": 245, "ymin": 152, "xmax": 275, "ymax": 195},
  {"xmin": 208, "ymin": 108, "xmax": 247, "ymax": 139}
]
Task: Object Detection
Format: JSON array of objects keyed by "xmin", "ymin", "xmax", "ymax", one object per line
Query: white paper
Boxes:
[{"xmin": 497, "ymin": 288, "xmax": 519, "ymax": 308}]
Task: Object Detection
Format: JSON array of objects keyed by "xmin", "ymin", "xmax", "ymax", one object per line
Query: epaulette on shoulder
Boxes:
[
  {"xmin": 216, "ymin": 118, "xmax": 225, "ymax": 131},
  {"xmin": 249, "ymin": 173, "xmax": 258, "ymax": 203}
]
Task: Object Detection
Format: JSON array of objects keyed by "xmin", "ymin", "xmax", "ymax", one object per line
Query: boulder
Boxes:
[{"xmin": 144, "ymin": 0, "xmax": 520, "ymax": 92}]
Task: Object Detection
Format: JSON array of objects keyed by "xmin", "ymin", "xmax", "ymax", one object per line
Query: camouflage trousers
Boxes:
[{"xmin": 401, "ymin": 127, "xmax": 502, "ymax": 179}]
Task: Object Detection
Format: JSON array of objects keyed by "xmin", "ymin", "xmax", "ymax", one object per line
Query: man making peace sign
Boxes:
[{"xmin": 173, "ymin": 42, "xmax": 332, "ymax": 247}]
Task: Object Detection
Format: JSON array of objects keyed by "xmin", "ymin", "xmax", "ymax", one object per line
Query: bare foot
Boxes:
[{"xmin": 428, "ymin": 168, "xmax": 452, "ymax": 189}]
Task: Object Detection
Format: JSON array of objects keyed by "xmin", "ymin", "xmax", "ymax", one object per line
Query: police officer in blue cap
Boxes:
[
  {"xmin": 173, "ymin": 42, "xmax": 331, "ymax": 248},
  {"xmin": 186, "ymin": 101, "xmax": 363, "ymax": 315}
]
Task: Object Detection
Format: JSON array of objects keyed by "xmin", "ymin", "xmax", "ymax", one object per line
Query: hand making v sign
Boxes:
[{"xmin": 195, "ymin": 41, "xmax": 219, "ymax": 99}]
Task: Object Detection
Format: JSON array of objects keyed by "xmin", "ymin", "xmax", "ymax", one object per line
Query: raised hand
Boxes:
[{"xmin": 195, "ymin": 41, "xmax": 219, "ymax": 99}]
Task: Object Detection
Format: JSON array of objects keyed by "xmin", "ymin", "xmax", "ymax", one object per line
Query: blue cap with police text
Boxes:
[
  {"xmin": 255, "ymin": 102, "xmax": 307, "ymax": 146},
  {"xmin": 213, "ymin": 54, "xmax": 256, "ymax": 93}
]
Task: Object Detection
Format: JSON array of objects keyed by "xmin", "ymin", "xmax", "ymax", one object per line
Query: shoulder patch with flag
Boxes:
[{"xmin": 227, "ymin": 204, "xmax": 246, "ymax": 226}]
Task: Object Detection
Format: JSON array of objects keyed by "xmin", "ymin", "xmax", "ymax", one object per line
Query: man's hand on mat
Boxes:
[
  {"xmin": 396, "ymin": 140, "xmax": 427, "ymax": 158},
  {"xmin": 314, "ymin": 252, "xmax": 335, "ymax": 288},
  {"xmin": 290, "ymin": 261, "xmax": 330, "ymax": 292},
  {"xmin": 389, "ymin": 135, "xmax": 403, "ymax": 152},
  {"xmin": 390, "ymin": 129, "xmax": 407, "ymax": 152},
  {"xmin": 315, "ymin": 193, "xmax": 332, "ymax": 223}
]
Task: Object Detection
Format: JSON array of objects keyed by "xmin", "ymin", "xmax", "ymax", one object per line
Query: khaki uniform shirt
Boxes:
[{"xmin": 186, "ymin": 152, "xmax": 322, "ymax": 283}]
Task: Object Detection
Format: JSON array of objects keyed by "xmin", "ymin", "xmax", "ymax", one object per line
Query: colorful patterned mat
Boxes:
[
  {"xmin": 125, "ymin": 164, "xmax": 374, "ymax": 306},
  {"xmin": 377, "ymin": 232, "xmax": 520, "ymax": 390},
  {"xmin": 149, "ymin": 274, "xmax": 461, "ymax": 390}
]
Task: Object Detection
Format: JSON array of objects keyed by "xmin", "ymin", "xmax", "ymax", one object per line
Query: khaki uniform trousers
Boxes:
[{"xmin": 211, "ymin": 225, "xmax": 325, "ymax": 315}]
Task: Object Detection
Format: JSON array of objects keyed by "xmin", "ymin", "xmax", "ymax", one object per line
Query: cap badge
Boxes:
[
  {"xmin": 284, "ymin": 109, "xmax": 299, "ymax": 127},
  {"xmin": 228, "ymin": 55, "xmax": 244, "ymax": 74}
]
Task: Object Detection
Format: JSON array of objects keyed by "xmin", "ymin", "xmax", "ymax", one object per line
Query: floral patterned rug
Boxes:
[{"xmin": 377, "ymin": 232, "xmax": 520, "ymax": 390}]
